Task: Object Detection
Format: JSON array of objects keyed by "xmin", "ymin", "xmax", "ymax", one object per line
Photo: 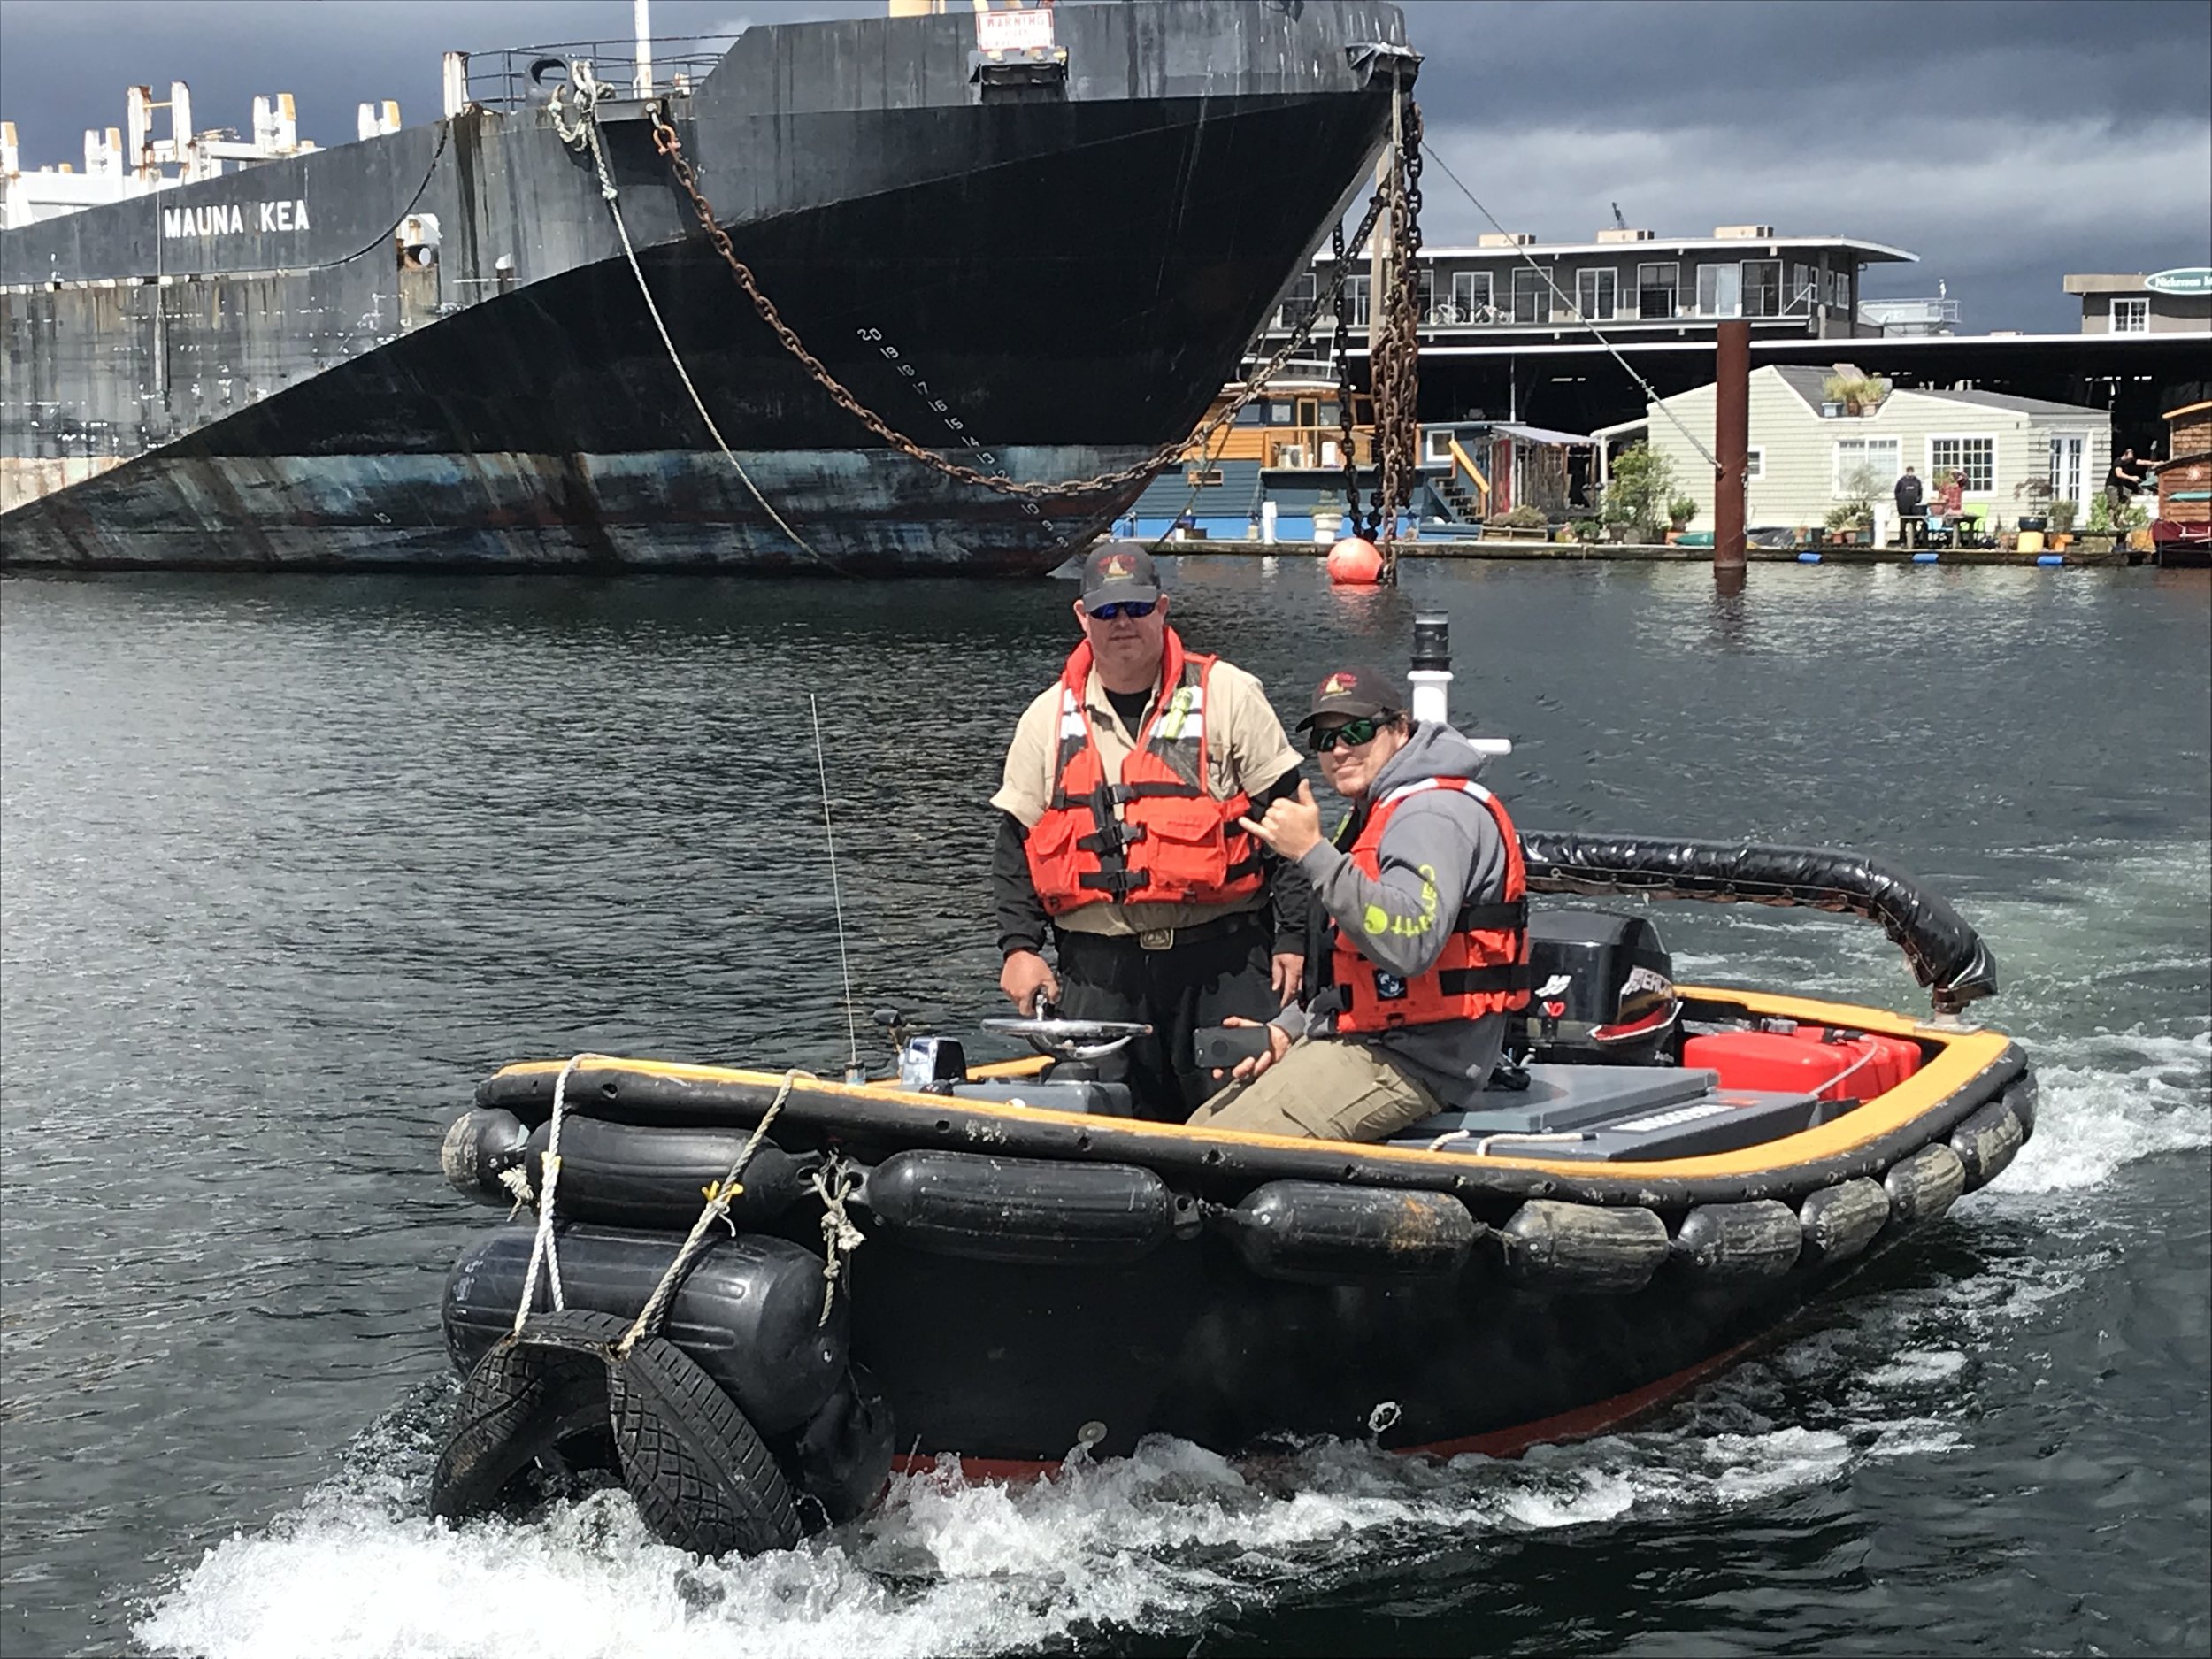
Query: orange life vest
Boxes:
[
  {"xmin": 1023, "ymin": 631, "xmax": 1265, "ymax": 916},
  {"xmin": 1329, "ymin": 777, "xmax": 1532, "ymax": 1033}
]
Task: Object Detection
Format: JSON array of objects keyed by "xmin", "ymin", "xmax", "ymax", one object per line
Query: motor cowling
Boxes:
[{"xmin": 1519, "ymin": 907, "xmax": 1680, "ymax": 1066}]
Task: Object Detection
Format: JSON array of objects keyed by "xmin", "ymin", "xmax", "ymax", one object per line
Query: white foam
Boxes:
[{"xmin": 136, "ymin": 1406, "xmax": 1959, "ymax": 1659}]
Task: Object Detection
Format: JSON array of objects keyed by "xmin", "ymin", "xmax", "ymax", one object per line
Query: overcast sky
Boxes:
[{"xmin": 3, "ymin": 0, "xmax": 2206, "ymax": 332}]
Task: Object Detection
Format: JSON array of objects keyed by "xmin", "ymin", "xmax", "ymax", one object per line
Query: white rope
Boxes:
[
  {"xmin": 551, "ymin": 67, "xmax": 840, "ymax": 572},
  {"xmin": 810, "ymin": 1154, "xmax": 867, "ymax": 1327},
  {"xmin": 1417, "ymin": 142, "xmax": 1724, "ymax": 477},
  {"xmin": 512, "ymin": 1052, "xmax": 592, "ymax": 1334},
  {"xmin": 614, "ymin": 1069, "xmax": 805, "ymax": 1358}
]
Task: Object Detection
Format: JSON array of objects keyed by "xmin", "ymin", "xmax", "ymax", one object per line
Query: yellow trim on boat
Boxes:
[{"xmin": 495, "ymin": 986, "xmax": 2012, "ymax": 1183}]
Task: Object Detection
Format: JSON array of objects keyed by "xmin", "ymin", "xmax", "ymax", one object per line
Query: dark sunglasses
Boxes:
[
  {"xmin": 1086, "ymin": 600, "xmax": 1157, "ymax": 621},
  {"xmin": 1312, "ymin": 715, "xmax": 1388, "ymax": 753}
]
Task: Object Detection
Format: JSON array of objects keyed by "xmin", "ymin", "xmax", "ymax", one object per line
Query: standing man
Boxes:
[
  {"xmin": 992, "ymin": 547, "xmax": 1310, "ymax": 1118},
  {"xmin": 2105, "ymin": 448, "xmax": 2148, "ymax": 520},
  {"xmin": 1191, "ymin": 664, "xmax": 1528, "ymax": 1143},
  {"xmin": 1893, "ymin": 465, "xmax": 1925, "ymax": 549}
]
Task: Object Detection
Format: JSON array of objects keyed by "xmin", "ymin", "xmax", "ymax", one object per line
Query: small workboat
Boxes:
[{"xmin": 427, "ymin": 634, "xmax": 2031, "ymax": 1559}]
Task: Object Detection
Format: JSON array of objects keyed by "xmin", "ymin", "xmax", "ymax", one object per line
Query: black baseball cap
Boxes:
[
  {"xmin": 1295, "ymin": 664, "xmax": 1407, "ymax": 729},
  {"xmin": 1079, "ymin": 544, "xmax": 1163, "ymax": 607}
]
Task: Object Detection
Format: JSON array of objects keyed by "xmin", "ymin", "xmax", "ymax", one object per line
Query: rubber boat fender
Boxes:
[
  {"xmin": 1796, "ymin": 1178, "xmax": 1891, "ymax": 1268},
  {"xmin": 785, "ymin": 1363, "xmax": 895, "ymax": 1528},
  {"xmin": 1949, "ymin": 1083, "xmax": 2031, "ymax": 1192},
  {"xmin": 1213, "ymin": 1181, "xmax": 1480, "ymax": 1284},
  {"xmin": 443, "ymin": 1225, "xmax": 846, "ymax": 1436},
  {"xmin": 860, "ymin": 1150, "xmax": 1179, "ymax": 1266},
  {"xmin": 1500, "ymin": 1199, "xmax": 1670, "ymax": 1293},
  {"xmin": 429, "ymin": 1306, "xmax": 803, "ymax": 1559},
  {"xmin": 442, "ymin": 1108, "xmax": 816, "ymax": 1232},
  {"xmin": 1883, "ymin": 1141, "xmax": 1967, "ymax": 1226},
  {"xmin": 1668, "ymin": 1200, "xmax": 1802, "ymax": 1282}
]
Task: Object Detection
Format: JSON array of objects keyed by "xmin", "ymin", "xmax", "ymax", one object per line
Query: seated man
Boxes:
[{"xmin": 1187, "ymin": 664, "xmax": 1529, "ymax": 1143}]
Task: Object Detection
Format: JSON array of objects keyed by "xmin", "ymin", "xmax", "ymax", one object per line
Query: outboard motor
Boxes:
[{"xmin": 1521, "ymin": 908, "xmax": 1680, "ymax": 1065}]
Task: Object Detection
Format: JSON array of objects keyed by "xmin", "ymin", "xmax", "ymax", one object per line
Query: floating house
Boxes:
[{"xmin": 1596, "ymin": 365, "xmax": 2113, "ymax": 540}]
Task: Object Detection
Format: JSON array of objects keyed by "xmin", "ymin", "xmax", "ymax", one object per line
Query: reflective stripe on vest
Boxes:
[
  {"xmin": 1330, "ymin": 776, "xmax": 1532, "ymax": 1033},
  {"xmin": 1022, "ymin": 629, "xmax": 1265, "ymax": 915}
]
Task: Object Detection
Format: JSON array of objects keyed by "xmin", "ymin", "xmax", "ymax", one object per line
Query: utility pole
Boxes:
[{"xmin": 1714, "ymin": 319, "xmax": 1749, "ymax": 587}]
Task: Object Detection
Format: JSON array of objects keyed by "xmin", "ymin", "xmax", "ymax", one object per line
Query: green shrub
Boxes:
[{"xmin": 1603, "ymin": 441, "xmax": 1677, "ymax": 540}]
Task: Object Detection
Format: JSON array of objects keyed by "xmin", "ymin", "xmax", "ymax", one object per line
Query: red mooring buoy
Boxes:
[{"xmin": 1325, "ymin": 536, "xmax": 1383, "ymax": 586}]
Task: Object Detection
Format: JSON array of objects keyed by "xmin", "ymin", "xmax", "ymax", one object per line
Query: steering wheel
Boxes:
[{"xmin": 980, "ymin": 1017, "xmax": 1153, "ymax": 1063}]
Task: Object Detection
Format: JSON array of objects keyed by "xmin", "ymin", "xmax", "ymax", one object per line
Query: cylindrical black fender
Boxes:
[
  {"xmin": 1501, "ymin": 1200, "xmax": 1670, "ymax": 1293},
  {"xmin": 1798, "ymin": 1177, "xmax": 1891, "ymax": 1268},
  {"xmin": 522, "ymin": 1118, "xmax": 816, "ymax": 1231},
  {"xmin": 442, "ymin": 1107, "xmax": 533, "ymax": 1203},
  {"xmin": 1215, "ymin": 1181, "xmax": 1479, "ymax": 1284},
  {"xmin": 2003, "ymin": 1071, "xmax": 2039, "ymax": 1137},
  {"xmin": 442, "ymin": 1224, "xmax": 846, "ymax": 1435},
  {"xmin": 1670, "ymin": 1200, "xmax": 1802, "ymax": 1281},
  {"xmin": 1884, "ymin": 1141, "xmax": 1966, "ymax": 1226},
  {"xmin": 780, "ymin": 1363, "xmax": 895, "ymax": 1528},
  {"xmin": 861, "ymin": 1150, "xmax": 1173, "ymax": 1266},
  {"xmin": 1949, "ymin": 1094, "xmax": 2026, "ymax": 1191}
]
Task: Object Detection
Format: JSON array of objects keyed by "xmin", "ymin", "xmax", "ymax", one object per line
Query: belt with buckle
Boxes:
[{"xmin": 1132, "ymin": 913, "xmax": 1264, "ymax": 951}]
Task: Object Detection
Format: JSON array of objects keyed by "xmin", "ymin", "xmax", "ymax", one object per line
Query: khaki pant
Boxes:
[{"xmin": 1186, "ymin": 1037, "xmax": 1440, "ymax": 1143}]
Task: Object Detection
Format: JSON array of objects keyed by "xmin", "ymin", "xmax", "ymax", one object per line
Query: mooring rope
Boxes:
[
  {"xmin": 810, "ymin": 1154, "xmax": 867, "ymax": 1327},
  {"xmin": 512, "ymin": 1052, "xmax": 594, "ymax": 1334},
  {"xmin": 613, "ymin": 1069, "xmax": 804, "ymax": 1359},
  {"xmin": 549, "ymin": 66, "xmax": 840, "ymax": 572}
]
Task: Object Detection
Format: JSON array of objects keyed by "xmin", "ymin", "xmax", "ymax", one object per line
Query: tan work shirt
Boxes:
[{"xmin": 993, "ymin": 656, "xmax": 1302, "ymax": 937}]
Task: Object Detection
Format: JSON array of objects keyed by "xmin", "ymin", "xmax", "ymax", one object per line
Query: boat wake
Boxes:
[{"xmin": 131, "ymin": 1236, "xmax": 2126, "ymax": 1659}]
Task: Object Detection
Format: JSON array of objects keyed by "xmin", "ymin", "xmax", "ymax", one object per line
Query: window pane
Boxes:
[
  {"xmin": 1278, "ymin": 272, "xmax": 1318, "ymax": 330},
  {"xmin": 1636, "ymin": 262, "xmax": 1678, "ymax": 319},
  {"xmin": 1575, "ymin": 267, "xmax": 1617, "ymax": 320},
  {"xmin": 1696, "ymin": 263, "xmax": 1740, "ymax": 317},
  {"xmin": 1741, "ymin": 260, "xmax": 1781, "ymax": 318},
  {"xmin": 2112, "ymin": 297, "xmax": 2147, "ymax": 333},
  {"xmin": 1346, "ymin": 274, "xmax": 1371, "ymax": 327},
  {"xmin": 1511, "ymin": 268, "xmax": 1548, "ymax": 324},
  {"xmin": 1417, "ymin": 267, "xmax": 1434, "ymax": 322},
  {"xmin": 1834, "ymin": 437, "xmax": 1901, "ymax": 495}
]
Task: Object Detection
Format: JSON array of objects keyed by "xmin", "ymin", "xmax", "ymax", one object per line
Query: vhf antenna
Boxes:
[{"xmin": 810, "ymin": 693, "xmax": 864, "ymax": 1083}]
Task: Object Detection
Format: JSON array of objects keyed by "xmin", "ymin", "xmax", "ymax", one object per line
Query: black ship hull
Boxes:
[{"xmin": 0, "ymin": 3, "xmax": 1409, "ymax": 574}]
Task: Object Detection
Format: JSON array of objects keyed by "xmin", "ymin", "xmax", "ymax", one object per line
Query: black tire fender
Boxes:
[
  {"xmin": 607, "ymin": 1328, "xmax": 803, "ymax": 1557},
  {"xmin": 429, "ymin": 1309, "xmax": 627, "ymax": 1520}
]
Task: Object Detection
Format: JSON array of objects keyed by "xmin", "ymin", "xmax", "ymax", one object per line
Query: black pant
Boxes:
[{"xmin": 1054, "ymin": 919, "xmax": 1276, "ymax": 1120}]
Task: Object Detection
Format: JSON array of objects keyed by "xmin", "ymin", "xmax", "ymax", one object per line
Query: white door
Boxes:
[{"xmin": 2049, "ymin": 433, "xmax": 2089, "ymax": 511}]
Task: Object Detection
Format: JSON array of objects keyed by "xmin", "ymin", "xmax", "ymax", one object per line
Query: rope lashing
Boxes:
[
  {"xmin": 810, "ymin": 1155, "xmax": 867, "ymax": 1327},
  {"xmin": 497, "ymin": 1164, "xmax": 534, "ymax": 1219},
  {"xmin": 511, "ymin": 1051, "xmax": 595, "ymax": 1335},
  {"xmin": 548, "ymin": 66, "xmax": 840, "ymax": 571},
  {"xmin": 613, "ymin": 1069, "xmax": 804, "ymax": 1359}
]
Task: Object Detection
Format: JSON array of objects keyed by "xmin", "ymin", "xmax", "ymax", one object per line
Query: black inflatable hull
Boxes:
[{"xmin": 451, "ymin": 984, "xmax": 2032, "ymax": 1471}]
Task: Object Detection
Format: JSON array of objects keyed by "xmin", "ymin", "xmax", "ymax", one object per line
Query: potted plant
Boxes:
[
  {"xmin": 1602, "ymin": 441, "xmax": 1677, "ymax": 543},
  {"xmin": 1824, "ymin": 464, "xmax": 1881, "ymax": 544},
  {"xmin": 1571, "ymin": 516, "xmax": 1601, "ymax": 543},
  {"xmin": 1665, "ymin": 494, "xmax": 1698, "ymax": 541},
  {"xmin": 1483, "ymin": 503, "xmax": 1551, "ymax": 540},
  {"xmin": 1819, "ymin": 374, "xmax": 1848, "ymax": 419},
  {"xmin": 2047, "ymin": 497, "xmax": 2077, "ymax": 548},
  {"xmin": 2012, "ymin": 475, "xmax": 2053, "ymax": 534},
  {"xmin": 1312, "ymin": 491, "xmax": 1344, "ymax": 545}
]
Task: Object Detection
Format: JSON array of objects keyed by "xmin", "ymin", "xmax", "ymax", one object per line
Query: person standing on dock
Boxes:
[
  {"xmin": 1893, "ymin": 465, "xmax": 1926, "ymax": 549},
  {"xmin": 1193, "ymin": 664, "xmax": 1528, "ymax": 1143},
  {"xmin": 991, "ymin": 547, "xmax": 1312, "ymax": 1118}
]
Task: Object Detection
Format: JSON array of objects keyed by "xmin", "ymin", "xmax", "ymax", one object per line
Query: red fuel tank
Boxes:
[{"xmin": 1683, "ymin": 1025, "xmax": 1923, "ymax": 1102}]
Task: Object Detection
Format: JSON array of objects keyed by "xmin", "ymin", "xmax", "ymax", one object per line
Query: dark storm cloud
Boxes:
[
  {"xmin": 4, "ymin": 0, "xmax": 2206, "ymax": 331},
  {"xmin": 1401, "ymin": 0, "xmax": 2212, "ymax": 331}
]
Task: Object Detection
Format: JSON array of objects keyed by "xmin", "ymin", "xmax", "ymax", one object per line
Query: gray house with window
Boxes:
[
  {"xmin": 1610, "ymin": 365, "xmax": 2111, "ymax": 536},
  {"xmin": 2062, "ymin": 270, "xmax": 2212, "ymax": 335}
]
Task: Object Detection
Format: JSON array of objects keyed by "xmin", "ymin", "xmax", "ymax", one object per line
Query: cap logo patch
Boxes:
[
  {"xmin": 1100, "ymin": 553, "xmax": 1135, "ymax": 580},
  {"xmin": 1319, "ymin": 672, "xmax": 1356, "ymax": 697}
]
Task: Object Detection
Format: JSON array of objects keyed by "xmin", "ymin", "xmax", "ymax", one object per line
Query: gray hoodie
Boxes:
[{"xmin": 1274, "ymin": 720, "xmax": 1511, "ymax": 1106}]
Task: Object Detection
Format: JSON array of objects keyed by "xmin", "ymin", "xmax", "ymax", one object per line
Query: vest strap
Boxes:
[
  {"xmin": 1456, "ymin": 899, "xmax": 1529, "ymax": 930},
  {"xmin": 1437, "ymin": 964, "xmax": 1541, "ymax": 995}
]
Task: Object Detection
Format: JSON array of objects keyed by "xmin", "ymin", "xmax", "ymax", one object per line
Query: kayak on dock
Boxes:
[{"xmin": 424, "ymin": 625, "xmax": 2031, "ymax": 1555}]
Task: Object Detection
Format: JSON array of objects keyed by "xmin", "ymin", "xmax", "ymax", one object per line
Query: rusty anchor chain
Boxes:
[
  {"xmin": 1370, "ymin": 96, "xmax": 1425, "ymax": 572},
  {"xmin": 646, "ymin": 106, "xmax": 1400, "ymax": 504}
]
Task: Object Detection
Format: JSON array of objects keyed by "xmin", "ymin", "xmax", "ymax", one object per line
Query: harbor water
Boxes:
[{"xmin": 3, "ymin": 559, "xmax": 2207, "ymax": 1658}]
